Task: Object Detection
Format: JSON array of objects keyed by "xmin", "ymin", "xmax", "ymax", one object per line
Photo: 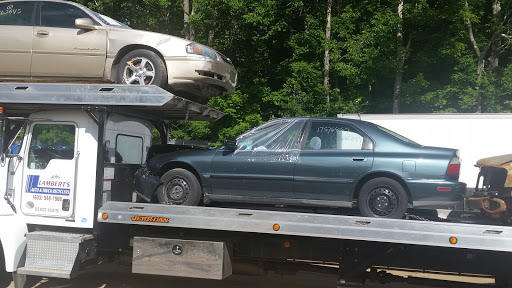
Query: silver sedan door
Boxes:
[
  {"xmin": 31, "ymin": 1, "xmax": 107, "ymax": 78},
  {"xmin": 0, "ymin": 1, "xmax": 37, "ymax": 77}
]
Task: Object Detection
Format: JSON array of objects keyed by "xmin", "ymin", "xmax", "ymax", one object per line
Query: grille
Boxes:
[{"xmin": 198, "ymin": 71, "xmax": 224, "ymax": 80}]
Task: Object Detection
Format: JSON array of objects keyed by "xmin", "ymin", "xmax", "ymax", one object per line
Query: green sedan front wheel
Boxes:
[
  {"xmin": 358, "ymin": 177, "xmax": 408, "ymax": 219},
  {"xmin": 157, "ymin": 168, "xmax": 201, "ymax": 206}
]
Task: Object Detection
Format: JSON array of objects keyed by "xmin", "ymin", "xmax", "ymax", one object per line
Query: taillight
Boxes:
[{"xmin": 447, "ymin": 157, "xmax": 460, "ymax": 175}]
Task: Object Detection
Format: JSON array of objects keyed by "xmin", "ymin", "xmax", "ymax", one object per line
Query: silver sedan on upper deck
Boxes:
[{"xmin": 0, "ymin": 0, "xmax": 237, "ymax": 103}]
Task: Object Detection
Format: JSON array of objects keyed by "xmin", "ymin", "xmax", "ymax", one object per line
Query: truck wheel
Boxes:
[
  {"xmin": 157, "ymin": 169, "xmax": 201, "ymax": 205},
  {"xmin": 116, "ymin": 49, "xmax": 167, "ymax": 88},
  {"xmin": 358, "ymin": 177, "xmax": 408, "ymax": 219}
]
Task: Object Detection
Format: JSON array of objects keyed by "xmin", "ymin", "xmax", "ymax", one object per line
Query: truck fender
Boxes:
[{"xmin": 0, "ymin": 215, "xmax": 27, "ymax": 272}]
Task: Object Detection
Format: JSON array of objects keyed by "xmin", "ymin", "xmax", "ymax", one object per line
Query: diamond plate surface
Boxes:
[
  {"xmin": 26, "ymin": 231, "xmax": 94, "ymax": 243},
  {"xmin": 23, "ymin": 232, "xmax": 93, "ymax": 273}
]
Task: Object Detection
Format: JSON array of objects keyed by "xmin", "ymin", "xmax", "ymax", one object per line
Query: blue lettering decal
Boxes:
[{"xmin": 26, "ymin": 175, "xmax": 70, "ymax": 196}]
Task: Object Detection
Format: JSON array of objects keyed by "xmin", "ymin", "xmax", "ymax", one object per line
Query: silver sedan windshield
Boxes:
[{"xmin": 88, "ymin": 9, "xmax": 131, "ymax": 29}]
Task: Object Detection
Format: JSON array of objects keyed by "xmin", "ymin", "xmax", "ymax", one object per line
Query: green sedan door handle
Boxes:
[{"xmin": 352, "ymin": 157, "xmax": 366, "ymax": 162}]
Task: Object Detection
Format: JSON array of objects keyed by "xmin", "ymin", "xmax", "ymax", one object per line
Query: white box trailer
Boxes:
[{"xmin": 340, "ymin": 113, "xmax": 512, "ymax": 193}]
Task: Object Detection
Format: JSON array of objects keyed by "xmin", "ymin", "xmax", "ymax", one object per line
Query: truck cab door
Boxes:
[{"xmin": 20, "ymin": 122, "xmax": 78, "ymax": 219}]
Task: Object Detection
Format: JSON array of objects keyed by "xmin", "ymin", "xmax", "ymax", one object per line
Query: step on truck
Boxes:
[{"xmin": 2, "ymin": 83, "xmax": 512, "ymax": 288}]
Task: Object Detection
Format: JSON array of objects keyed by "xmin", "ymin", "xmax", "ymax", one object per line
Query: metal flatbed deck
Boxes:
[{"xmin": 98, "ymin": 201, "xmax": 512, "ymax": 252}]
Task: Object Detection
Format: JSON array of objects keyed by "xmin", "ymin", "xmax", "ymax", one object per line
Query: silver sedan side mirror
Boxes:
[{"xmin": 75, "ymin": 18, "xmax": 96, "ymax": 30}]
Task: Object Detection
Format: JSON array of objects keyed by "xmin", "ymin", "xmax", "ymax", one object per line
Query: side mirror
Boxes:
[
  {"xmin": 223, "ymin": 138, "xmax": 237, "ymax": 151},
  {"xmin": 75, "ymin": 18, "xmax": 96, "ymax": 30}
]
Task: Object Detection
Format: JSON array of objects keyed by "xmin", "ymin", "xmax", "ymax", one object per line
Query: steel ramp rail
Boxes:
[
  {"xmin": 98, "ymin": 201, "xmax": 512, "ymax": 252},
  {"xmin": 0, "ymin": 82, "xmax": 223, "ymax": 121}
]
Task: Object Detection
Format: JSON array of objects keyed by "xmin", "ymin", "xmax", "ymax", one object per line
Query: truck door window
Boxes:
[
  {"xmin": 115, "ymin": 134, "xmax": 143, "ymax": 164},
  {"xmin": 1, "ymin": 119, "xmax": 26, "ymax": 155},
  {"xmin": 27, "ymin": 124, "xmax": 75, "ymax": 169}
]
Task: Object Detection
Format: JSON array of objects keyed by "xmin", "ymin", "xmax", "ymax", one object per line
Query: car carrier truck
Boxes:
[{"xmin": 3, "ymin": 83, "xmax": 512, "ymax": 288}]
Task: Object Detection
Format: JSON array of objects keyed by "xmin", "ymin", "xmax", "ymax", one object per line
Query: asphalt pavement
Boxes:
[{"xmin": 1, "ymin": 267, "xmax": 496, "ymax": 288}]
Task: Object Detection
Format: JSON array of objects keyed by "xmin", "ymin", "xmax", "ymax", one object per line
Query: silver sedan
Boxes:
[{"xmin": 0, "ymin": 0, "xmax": 238, "ymax": 103}]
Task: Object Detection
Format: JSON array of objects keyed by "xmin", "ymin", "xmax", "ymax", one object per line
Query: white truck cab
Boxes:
[
  {"xmin": 0, "ymin": 83, "xmax": 221, "ymax": 281},
  {"xmin": 1, "ymin": 110, "xmax": 152, "ymax": 229}
]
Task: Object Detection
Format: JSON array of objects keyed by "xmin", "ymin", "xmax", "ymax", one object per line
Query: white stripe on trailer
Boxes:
[{"xmin": 98, "ymin": 201, "xmax": 512, "ymax": 252}]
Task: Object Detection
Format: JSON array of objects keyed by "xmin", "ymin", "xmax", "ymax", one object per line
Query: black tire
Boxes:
[
  {"xmin": 157, "ymin": 168, "xmax": 201, "ymax": 206},
  {"xmin": 358, "ymin": 177, "xmax": 408, "ymax": 219},
  {"xmin": 0, "ymin": 242, "xmax": 7, "ymax": 287},
  {"xmin": 0, "ymin": 245, "xmax": 4, "ymax": 272},
  {"xmin": 116, "ymin": 49, "xmax": 167, "ymax": 88}
]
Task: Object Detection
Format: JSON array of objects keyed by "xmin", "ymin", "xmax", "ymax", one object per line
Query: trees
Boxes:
[
  {"xmin": 415, "ymin": 0, "xmax": 512, "ymax": 113},
  {"xmin": 75, "ymin": 0, "xmax": 512, "ymax": 142},
  {"xmin": 324, "ymin": 0, "xmax": 333, "ymax": 104},
  {"xmin": 462, "ymin": 0, "xmax": 512, "ymax": 112}
]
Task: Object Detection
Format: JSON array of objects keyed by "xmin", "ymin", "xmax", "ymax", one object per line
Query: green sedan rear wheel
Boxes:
[
  {"xmin": 358, "ymin": 177, "xmax": 408, "ymax": 219},
  {"xmin": 157, "ymin": 168, "xmax": 201, "ymax": 206}
]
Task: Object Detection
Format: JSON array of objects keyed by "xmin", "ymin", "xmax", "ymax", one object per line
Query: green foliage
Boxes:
[
  {"xmin": 32, "ymin": 124, "xmax": 74, "ymax": 147},
  {"xmin": 71, "ymin": 0, "xmax": 512, "ymax": 142},
  {"xmin": 76, "ymin": 0, "xmax": 183, "ymax": 35}
]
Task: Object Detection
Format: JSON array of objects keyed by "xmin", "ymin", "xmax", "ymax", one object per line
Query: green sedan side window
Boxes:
[
  {"xmin": 305, "ymin": 121, "xmax": 365, "ymax": 150},
  {"xmin": 0, "ymin": 2, "xmax": 36, "ymax": 26}
]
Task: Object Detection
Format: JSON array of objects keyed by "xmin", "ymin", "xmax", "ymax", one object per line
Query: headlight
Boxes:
[{"xmin": 185, "ymin": 43, "xmax": 218, "ymax": 60}]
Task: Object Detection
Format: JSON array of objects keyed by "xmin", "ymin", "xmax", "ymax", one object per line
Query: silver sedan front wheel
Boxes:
[
  {"xmin": 122, "ymin": 56, "xmax": 155, "ymax": 85},
  {"xmin": 116, "ymin": 49, "xmax": 167, "ymax": 88}
]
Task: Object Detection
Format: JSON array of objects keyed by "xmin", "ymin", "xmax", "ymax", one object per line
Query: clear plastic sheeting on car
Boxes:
[{"xmin": 234, "ymin": 119, "xmax": 303, "ymax": 162}]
